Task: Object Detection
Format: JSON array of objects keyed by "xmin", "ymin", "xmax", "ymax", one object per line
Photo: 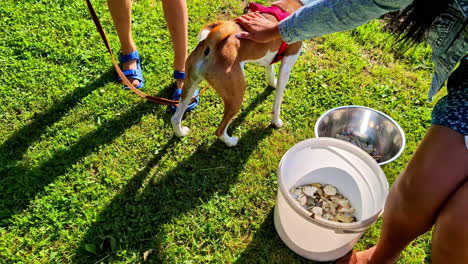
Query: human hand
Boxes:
[{"xmin": 235, "ymin": 12, "xmax": 281, "ymax": 43}]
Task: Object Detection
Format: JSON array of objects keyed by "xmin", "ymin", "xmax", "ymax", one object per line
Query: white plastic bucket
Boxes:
[{"xmin": 274, "ymin": 137, "xmax": 389, "ymax": 261}]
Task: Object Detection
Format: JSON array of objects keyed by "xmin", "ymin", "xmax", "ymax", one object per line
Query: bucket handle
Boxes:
[{"xmin": 334, "ymin": 226, "xmax": 370, "ymax": 234}]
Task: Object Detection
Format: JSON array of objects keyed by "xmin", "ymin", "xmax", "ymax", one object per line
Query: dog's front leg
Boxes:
[
  {"xmin": 171, "ymin": 80, "xmax": 200, "ymax": 137},
  {"xmin": 271, "ymin": 51, "xmax": 301, "ymax": 128}
]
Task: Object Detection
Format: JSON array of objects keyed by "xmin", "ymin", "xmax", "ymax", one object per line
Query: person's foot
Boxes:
[
  {"xmin": 336, "ymin": 246, "xmax": 376, "ymax": 264},
  {"xmin": 117, "ymin": 50, "xmax": 144, "ymax": 89},
  {"xmin": 121, "ymin": 58, "xmax": 140, "ymax": 87},
  {"xmin": 354, "ymin": 246, "xmax": 377, "ymax": 263}
]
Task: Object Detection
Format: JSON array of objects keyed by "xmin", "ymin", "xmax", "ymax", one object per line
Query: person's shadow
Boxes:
[
  {"xmin": 1, "ymin": 69, "xmax": 109, "ymax": 222},
  {"xmin": 0, "ymin": 69, "xmax": 177, "ymax": 224}
]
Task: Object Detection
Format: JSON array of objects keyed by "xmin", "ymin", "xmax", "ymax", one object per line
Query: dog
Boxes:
[{"xmin": 171, "ymin": 0, "xmax": 304, "ymax": 147}]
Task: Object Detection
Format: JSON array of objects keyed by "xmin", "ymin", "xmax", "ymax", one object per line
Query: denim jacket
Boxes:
[{"xmin": 279, "ymin": 0, "xmax": 468, "ymax": 101}]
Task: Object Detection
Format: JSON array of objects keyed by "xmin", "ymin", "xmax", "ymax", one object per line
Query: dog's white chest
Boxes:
[{"xmin": 244, "ymin": 50, "xmax": 277, "ymax": 67}]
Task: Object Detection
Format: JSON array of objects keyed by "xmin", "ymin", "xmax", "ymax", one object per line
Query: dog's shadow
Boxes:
[
  {"xmin": 231, "ymin": 84, "xmax": 276, "ymax": 130},
  {"xmin": 72, "ymin": 85, "xmax": 278, "ymax": 263}
]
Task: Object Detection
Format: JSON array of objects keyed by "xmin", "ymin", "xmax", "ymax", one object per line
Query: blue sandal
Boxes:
[
  {"xmin": 118, "ymin": 51, "xmax": 144, "ymax": 89},
  {"xmin": 170, "ymin": 70, "xmax": 200, "ymax": 112}
]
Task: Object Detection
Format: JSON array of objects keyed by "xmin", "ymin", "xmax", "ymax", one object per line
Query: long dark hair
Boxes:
[{"xmin": 386, "ymin": 0, "xmax": 450, "ymax": 44}]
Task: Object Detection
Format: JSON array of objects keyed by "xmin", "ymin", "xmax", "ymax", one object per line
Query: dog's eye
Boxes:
[{"xmin": 204, "ymin": 47, "xmax": 210, "ymax": 56}]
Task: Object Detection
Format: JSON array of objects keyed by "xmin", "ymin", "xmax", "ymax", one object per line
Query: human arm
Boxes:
[{"xmin": 236, "ymin": 0, "xmax": 412, "ymax": 43}]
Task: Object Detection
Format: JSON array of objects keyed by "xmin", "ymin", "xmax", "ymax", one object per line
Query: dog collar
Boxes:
[{"xmin": 248, "ymin": 3, "xmax": 290, "ymax": 64}]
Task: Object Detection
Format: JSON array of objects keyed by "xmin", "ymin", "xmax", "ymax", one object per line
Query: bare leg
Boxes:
[
  {"xmin": 107, "ymin": 0, "xmax": 140, "ymax": 87},
  {"xmin": 162, "ymin": 0, "xmax": 188, "ymax": 89},
  {"xmin": 432, "ymin": 180, "xmax": 468, "ymax": 263},
  {"xmin": 350, "ymin": 125, "xmax": 468, "ymax": 264}
]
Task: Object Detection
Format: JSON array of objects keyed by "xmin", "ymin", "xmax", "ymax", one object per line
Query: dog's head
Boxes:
[{"xmin": 272, "ymin": 0, "xmax": 304, "ymax": 13}]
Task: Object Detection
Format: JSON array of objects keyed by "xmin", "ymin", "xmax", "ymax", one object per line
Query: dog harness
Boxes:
[{"xmin": 248, "ymin": 3, "xmax": 291, "ymax": 64}]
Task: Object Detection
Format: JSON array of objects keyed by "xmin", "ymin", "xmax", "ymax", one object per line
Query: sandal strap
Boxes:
[
  {"xmin": 173, "ymin": 88, "xmax": 182, "ymax": 96},
  {"xmin": 170, "ymin": 88, "xmax": 200, "ymax": 112},
  {"xmin": 119, "ymin": 51, "xmax": 140, "ymax": 63},
  {"xmin": 117, "ymin": 69, "xmax": 144, "ymax": 82},
  {"xmin": 173, "ymin": 70, "xmax": 186, "ymax": 80}
]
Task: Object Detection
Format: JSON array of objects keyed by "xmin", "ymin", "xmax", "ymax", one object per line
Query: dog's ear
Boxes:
[{"xmin": 205, "ymin": 22, "xmax": 221, "ymax": 31}]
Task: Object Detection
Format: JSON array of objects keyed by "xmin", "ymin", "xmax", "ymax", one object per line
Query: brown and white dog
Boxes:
[{"xmin": 171, "ymin": 0, "xmax": 304, "ymax": 147}]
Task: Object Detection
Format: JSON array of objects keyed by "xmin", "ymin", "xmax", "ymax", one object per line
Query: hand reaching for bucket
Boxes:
[{"xmin": 235, "ymin": 12, "xmax": 282, "ymax": 43}]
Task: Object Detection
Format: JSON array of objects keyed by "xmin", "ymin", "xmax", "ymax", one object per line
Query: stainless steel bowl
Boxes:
[{"xmin": 314, "ymin": 106, "xmax": 405, "ymax": 165}]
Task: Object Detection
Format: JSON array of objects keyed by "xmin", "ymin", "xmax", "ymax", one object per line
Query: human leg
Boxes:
[
  {"xmin": 351, "ymin": 125, "xmax": 468, "ymax": 264},
  {"xmin": 430, "ymin": 56, "xmax": 468, "ymax": 264},
  {"xmin": 349, "ymin": 56, "xmax": 468, "ymax": 264},
  {"xmin": 107, "ymin": 0, "xmax": 141, "ymax": 87},
  {"xmin": 162, "ymin": 0, "xmax": 188, "ymax": 89},
  {"xmin": 432, "ymin": 180, "xmax": 468, "ymax": 263}
]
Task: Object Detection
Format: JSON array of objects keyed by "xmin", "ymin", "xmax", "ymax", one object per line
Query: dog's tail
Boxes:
[
  {"xmin": 185, "ymin": 21, "xmax": 239, "ymax": 80},
  {"xmin": 204, "ymin": 21, "xmax": 239, "ymax": 49}
]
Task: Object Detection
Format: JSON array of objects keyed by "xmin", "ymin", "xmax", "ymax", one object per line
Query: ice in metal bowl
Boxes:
[{"xmin": 314, "ymin": 106, "xmax": 406, "ymax": 165}]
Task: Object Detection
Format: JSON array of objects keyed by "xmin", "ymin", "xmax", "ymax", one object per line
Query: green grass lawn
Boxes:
[{"xmin": 1, "ymin": 0, "xmax": 441, "ymax": 263}]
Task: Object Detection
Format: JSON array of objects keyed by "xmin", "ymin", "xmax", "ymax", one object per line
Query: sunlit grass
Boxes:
[{"xmin": 0, "ymin": 0, "xmax": 436, "ymax": 263}]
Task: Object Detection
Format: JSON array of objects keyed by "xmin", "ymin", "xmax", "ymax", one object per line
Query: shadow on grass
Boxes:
[
  {"xmin": 231, "ymin": 84, "xmax": 339, "ymax": 263},
  {"xmin": 0, "ymin": 69, "xmax": 113, "ymax": 164},
  {"xmin": 233, "ymin": 84, "xmax": 275, "ymax": 126},
  {"xmin": 0, "ymin": 69, "xmax": 110, "ymax": 221},
  {"xmin": 0, "ymin": 70, "xmax": 177, "ymax": 224},
  {"xmin": 72, "ymin": 86, "xmax": 277, "ymax": 263},
  {"xmin": 73, "ymin": 128, "xmax": 274, "ymax": 263},
  {"xmin": 234, "ymin": 209, "xmax": 336, "ymax": 264}
]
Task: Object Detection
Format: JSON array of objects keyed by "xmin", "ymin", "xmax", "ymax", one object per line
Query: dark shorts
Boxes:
[{"xmin": 431, "ymin": 56, "xmax": 468, "ymax": 138}]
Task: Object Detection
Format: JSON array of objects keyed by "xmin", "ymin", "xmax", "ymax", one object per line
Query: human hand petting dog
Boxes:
[{"xmin": 235, "ymin": 12, "xmax": 282, "ymax": 43}]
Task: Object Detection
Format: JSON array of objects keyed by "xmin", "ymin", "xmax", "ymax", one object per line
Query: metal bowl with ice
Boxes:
[{"xmin": 314, "ymin": 106, "xmax": 406, "ymax": 165}]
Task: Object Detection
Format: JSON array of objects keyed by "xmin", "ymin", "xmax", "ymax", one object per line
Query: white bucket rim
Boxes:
[
  {"xmin": 314, "ymin": 105, "xmax": 406, "ymax": 165},
  {"xmin": 278, "ymin": 137, "xmax": 389, "ymax": 233}
]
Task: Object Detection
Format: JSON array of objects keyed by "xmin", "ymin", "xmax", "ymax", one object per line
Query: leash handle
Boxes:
[{"xmin": 85, "ymin": 0, "xmax": 204, "ymax": 105}]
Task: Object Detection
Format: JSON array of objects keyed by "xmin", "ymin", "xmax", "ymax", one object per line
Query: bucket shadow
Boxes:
[{"xmin": 234, "ymin": 209, "xmax": 336, "ymax": 264}]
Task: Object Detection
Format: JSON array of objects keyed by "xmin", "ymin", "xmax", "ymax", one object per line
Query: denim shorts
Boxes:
[{"xmin": 431, "ymin": 56, "xmax": 468, "ymax": 148}]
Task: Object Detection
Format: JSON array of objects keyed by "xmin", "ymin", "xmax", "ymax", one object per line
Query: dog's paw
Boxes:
[
  {"xmin": 175, "ymin": 126, "xmax": 190, "ymax": 137},
  {"xmin": 271, "ymin": 118, "xmax": 284, "ymax": 128},
  {"xmin": 225, "ymin": 136, "xmax": 238, "ymax": 147},
  {"xmin": 221, "ymin": 135, "xmax": 238, "ymax": 147}
]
